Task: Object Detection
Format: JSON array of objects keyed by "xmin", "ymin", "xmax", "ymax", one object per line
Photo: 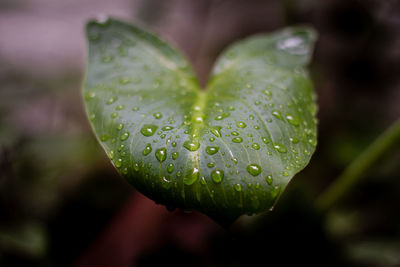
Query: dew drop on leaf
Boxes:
[
  {"xmin": 273, "ymin": 143, "xmax": 287, "ymax": 153},
  {"xmin": 232, "ymin": 137, "xmax": 243, "ymax": 143},
  {"xmin": 141, "ymin": 124, "xmax": 158, "ymax": 136},
  {"xmin": 206, "ymin": 146, "xmax": 219, "ymax": 155},
  {"xmin": 155, "ymin": 148, "xmax": 167, "ymax": 162},
  {"xmin": 184, "ymin": 168, "xmax": 199, "ymax": 185},
  {"xmin": 247, "ymin": 164, "xmax": 262, "ymax": 176},
  {"xmin": 211, "ymin": 169, "xmax": 224, "ymax": 184},
  {"xmin": 142, "ymin": 143, "xmax": 152, "ymax": 156}
]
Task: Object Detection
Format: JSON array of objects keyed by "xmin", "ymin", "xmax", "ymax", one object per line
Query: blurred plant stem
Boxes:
[{"xmin": 317, "ymin": 119, "xmax": 400, "ymax": 211}]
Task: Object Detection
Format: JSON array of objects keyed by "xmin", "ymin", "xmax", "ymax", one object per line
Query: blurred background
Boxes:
[{"xmin": 0, "ymin": 0, "xmax": 399, "ymax": 266}]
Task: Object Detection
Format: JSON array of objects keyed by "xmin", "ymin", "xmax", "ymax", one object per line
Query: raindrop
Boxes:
[
  {"xmin": 101, "ymin": 134, "xmax": 110, "ymax": 142},
  {"xmin": 183, "ymin": 168, "xmax": 199, "ymax": 185},
  {"xmin": 206, "ymin": 146, "xmax": 219, "ymax": 155},
  {"xmin": 142, "ymin": 143, "xmax": 152, "ymax": 156},
  {"xmin": 266, "ymin": 175, "xmax": 273, "ymax": 185},
  {"xmin": 211, "ymin": 170, "xmax": 224, "ymax": 184},
  {"xmin": 117, "ymin": 123, "xmax": 124, "ymax": 130},
  {"xmin": 141, "ymin": 124, "xmax": 158, "ymax": 136},
  {"xmin": 232, "ymin": 137, "xmax": 243, "ymax": 143},
  {"xmin": 234, "ymin": 184, "xmax": 242, "ymax": 192},
  {"xmin": 210, "ymin": 126, "xmax": 222, "ymax": 137},
  {"xmin": 167, "ymin": 163, "xmax": 174, "ymax": 173},
  {"xmin": 162, "ymin": 126, "xmax": 174, "ymax": 131},
  {"xmin": 252, "ymin": 143, "xmax": 260, "ymax": 150},
  {"xmin": 116, "ymin": 104, "xmax": 125, "ymax": 111},
  {"xmin": 236, "ymin": 121, "xmax": 247, "ymax": 128},
  {"xmin": 272, "ymin": 110, "xmax": 283, "ymax": 120},
  {"xmin": 215, "ymin": 112, "xmax": 230, "ymax": 120},
  {"xmin": 115, "ymin": 158, "xmax": 122, "ymax": 168},
  {"xmin": 247, "ymin": 164, "xmax": 262, "ymax": 176},
  {"xmin": 273, "ymin": 143, "xmax": 287, "ymax": 153},
  {"xmin": 155, "ymin": 148, "xmax": 167, "ymax": 163},
  {"xmin": 119, "ymin": 77, "xmax": 130, "ymax": 84},
  {"xmin": 106, "ymin": 96, "xmax": 117, "ymax": 105},
  {"xmin": 172, "ymin": 152, "xmax": 179, "ymax": 160},
  {"xmin": 183, "ymin": 140, "xmax": 200, "ymax": 151},
  {"xmin": 207, "ymin": 162, "xmax": 215, "ymax": 168},
  {"xmin": 120, "ymin": 132, "xmax": 129, "ymax": 141},
  {"xmin": 286, "ymin": 114, "xmax": 300, "ymax": 126}
]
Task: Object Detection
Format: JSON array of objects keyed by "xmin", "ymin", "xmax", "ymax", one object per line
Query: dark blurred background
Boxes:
[{"xmin": 0, "ymin": 0, "xmax": 399, "ymax": 266}]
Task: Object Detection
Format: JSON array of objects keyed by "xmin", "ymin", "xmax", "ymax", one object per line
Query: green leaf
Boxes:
[{"xmin": 82, "ymin": 18, "xmax": 318, "ymax": 223}]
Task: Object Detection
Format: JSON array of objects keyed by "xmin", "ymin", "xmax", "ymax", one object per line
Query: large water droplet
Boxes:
[
  {"xmin": 272, "ymin": 110, "xmax": 283, "ymax": 120},
  {"xmin": 232, "ymin": 137, "xmax": 243, "ymax": 143},
  {"xmin": 286, "ymin": 114, "xmax": 300, "ymax": 126},
  {"xmin": 211, "ymin": 169, "xmax": 224, "ymax": 184},
  {"xmin": 266, "ymin": 175, "xmax": 273, "ymax": 185},
  {"xmin": 252, "ymin": 143, "xmax": 260, "ymax": 150},
  {"xmin": 120, "ymin": 132, "xmax": 129, "ymax": 141},
  {"xmin": 247, "ymin": 164, "xmax": 262, "ymax": 176},
  {"xmin": 172, "ymin": 152, "xmax": 179, "ymax": 160},
  {"xmin": 155, "ymin": 148, "xmax": 167, "ymax": 163},
  {"xmin": 234, "ymin": 183, "xmax": 242, "ymax": 192},
  {"xmin": 162, "ymin": 126, "xmax": 174, "ymax": 131},
  {"xmin": 117, "ymin": 123, "xmax": 124, "ymax": 130},
  {"xmin": 167, "ymin": 163, "xmax": 174, "ymax": 173},
  {"xmin": 206, "ymin": 146, "xmax": 219, "ymax": 155},
  {"xmin": 141, "ymin": 124, "xmax": 158, "ymax": 136},
  {"xmin": 273, "ymin": 143, "xmax": 287, "ymax": 153},
  {"xmin": 183, "ymin": 140, "xmax": 200, "ymax": 151},
  {"xmin": 210, "ymin": 126, "xmax": 222, "ymax": 137},
  {"xmin": 215, "ymin": 112, "xmax": 230, "ymax": 120},
  {"xmin": 142, "ymin": 143, "xmax": 152, "ymax": 156},
  {"xmin": 183, "ymin": 168, "xmax": 199, "ymax": 185},
  {"xmin": 236, "ymin": 121, "xmax": 247, "ymax": 128}
]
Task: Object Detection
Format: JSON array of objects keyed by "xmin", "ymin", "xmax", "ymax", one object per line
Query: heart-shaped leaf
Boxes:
[{"xmin": 83, "ymin": 18, "xmax": 317, "ymax": 223}]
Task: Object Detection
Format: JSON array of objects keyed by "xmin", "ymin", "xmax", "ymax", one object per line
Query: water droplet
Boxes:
[
  {"xmin": 232, "ymin": 137, "xmax": 243, "ymax": 143},
  {"xmin": 153, "ymin": 112, "xmax": 163, "ymax": 119},
  {"xmin": 101, "ymin": 134, "xmax": 110, "ymax": 142},
  {"xmin": 116, "ymin": 104, "xmax": 125, "ymax": 111},
  {"xmin": 286, "ymin": 114, "xmax": 300, "ymax": 126},
  {"xmin": 211, "ymin": 170, "xmax": 224, "ymax": 184},
  {"xmin": 254, "ymin": 125, "xmax": 260, "ymax": 130},
  {"xmin": 247, "ymin": 164, "xmax": 262, "ymax": 176},
  {"xmin": 252, "ymin": 143, "xmax": 260, "ymax": 150},
  {"xmin": 120, "ymin": 132, "xmax": 129, "ymax": 141},
  {"xmin": 172, "ymin": 152, "xmax": 179, "ymax": 160},
  {"xmin": 119, "ymin": 77, "xmax": 130, "ymax": 84},
  {"xmin": 263, "ymin": 89, "xmax": 272, "ymax": 97},
  {"xmin": 106, "ymin": 96, "xmax": 117, "ymax": 105},
  {"xmin": 249, "ymin": 115, "xmax": 255, "ymax": 120},
  {"xmin": 262, "ymin": 137, "xmax": 270, "ymax": 144},
  {"xmin": 117, "ymin": 123, "xmax": 124, "ymax": 130},
  {"xmin": 162, "ymin": 126, "xmax": 174, "ymax": 131},
  {"xmin": 142, "ymin": 143, "xmax": 152, "ymax": 156},
  {"xmin": 155, "ymin": 148, "xmax": 167, "ymax": 162},
  {"xmin": 273, "ymin": 143, "xmax": 287, "ymax": 153},
  {"xmin": 209, "ymin": 137, "xmax": 215, "ymax": 142},
  {"xmin": 272, "ymin": 110, "xmax": 283, "ymax": 120},
  {"xmin": 236, "ymin": 121, "xmax": 247, "ymax": 128},
  {"xmin": 308, "ymin": 137, "xmax": 317, "ymax": 147},
  {"xmin": 176, "ymin": 171, "xmax": 182, "ymax": 177},
  {"xmin": 210, "ymin": 126, "xmax": 222, "ymax": 137},
  {"xmin": 206, "ymin": 146, "xmax": 219, "ymax": 155},
  {"xmin": 89, "ymin": 114, "xmax": 96, "ymax": 121},
  {"xmin": 277, "ymin": 36, "xmax": 307, "ymax": 55},
  {"xmin": 133, "ymin": 163, "xmax": 140, "ymax": 172},
  {"xmin": 161, "ymin": 176, "xmax": 172, "ymax": 189},
  {"xmin": 215, "ymin": 112, "xmax": 230, "ymax": 120},
  {"xmin": 108, "ymin": 150, "xmax": 115, "ymax": 160},
  {"xmin": 183, "ymin": 140, "xmax": 200, "ymax": 151},
  {"xmin": 290, "ymin": 137, "xmax": 299, "ymax": 144},
  {"xmin": 266, "ymin": 175, "xmax": 273, "ymax": 185},
  {"xmin": 141, "ymin": 124, "xmax": 158, "ymax": 136},
  {"xmin": 111, "ymin": 112, "xmax": 118, "ymax": 119},
  {"xmin": 183, "ymin": 168, "xmax": 199, "ymax": 185},
  {"xmin": 115, "ymin": 158, "xmax": 122, "ymax": 168},
  {"xmin": 232, "ymin": 158, "xmax": 238, "ymax": 165},
  {"xmin": 132, "ymin": 107, "xmax": 139, "ymax": 111},
  {"xmin": 207, "ymin": 162, "xmax": 215, "ymax": 168},
  {"xmin": 167, "ymin": 163, "xmax": 174, "ymax": 173},
  {"xmin": 271, "ymin": 185, "xmax": 281, "ymax": 199},
  {"xmin": 234, "ymin": 183, "xmax": 242, "ymax": 192},
  {"xmin": 171, "ymin": 142, "xmax": 177, "ymax": 147}
]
